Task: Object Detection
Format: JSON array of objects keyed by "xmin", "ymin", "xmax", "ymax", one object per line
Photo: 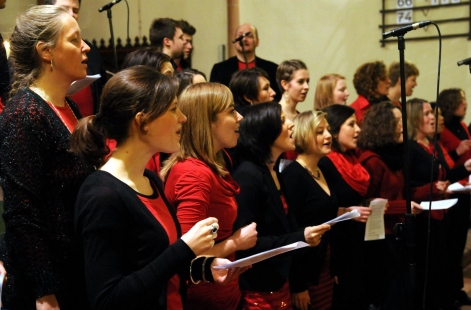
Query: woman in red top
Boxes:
[
  {"xmin": 350, "ymin": 61, "xmax": 391, "ymax": 125},
  {"xmin": 358, "ymin": 102, "xmax": 426, "ymax": 310},
  {"xmin": 438, "ymin": 89, "xmax": 471, "ymax": 166},
  {"xmin": 161, "ymin": 82, "xmax": 258, "ymax": 310},
  {"xmin": 407, "ymin": 97, "xmax": 471, "ymax": 308},
  {"xmin": 436, "ymin": 90, "xmax": 471, "ymax": 307}
]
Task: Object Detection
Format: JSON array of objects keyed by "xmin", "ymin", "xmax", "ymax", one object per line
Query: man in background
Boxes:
[
  {"xmin": 149, "ymin": 18, "xmax": 186, "ymax": 69},
  {"xmin": 210, "ymin": 23, "xmax": 280, "ymax": 101},
  {"xmin": 45, "ymin": 0, "xmax": 107, "ymax": 117},
  {"xmin": 177, "ymin": 19, "xmax": 196, "ymax": 70}
]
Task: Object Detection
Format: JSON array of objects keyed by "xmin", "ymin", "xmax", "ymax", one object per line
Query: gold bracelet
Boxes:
[
  {"xmin": 202, "ymin": 257, "xmax": 210, "ymax": 282},
  {"xmin": 190, "ymin": 257, "xmax": 201, "ymax": 284}
]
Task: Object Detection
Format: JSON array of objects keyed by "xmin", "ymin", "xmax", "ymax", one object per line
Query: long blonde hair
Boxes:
[{"xmin": 160, "ymin": 82, "xmax": 234, "ymax": 180}]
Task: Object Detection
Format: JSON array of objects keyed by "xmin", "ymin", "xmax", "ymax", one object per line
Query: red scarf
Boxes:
[{"xmin": 326, "ymin": 151, "xmax": 370, "ymax": 196}]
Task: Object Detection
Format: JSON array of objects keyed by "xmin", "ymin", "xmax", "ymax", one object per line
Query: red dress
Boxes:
[{"xmin": 165, "ymin": 158, "xmax": 241, "ymax": 310}]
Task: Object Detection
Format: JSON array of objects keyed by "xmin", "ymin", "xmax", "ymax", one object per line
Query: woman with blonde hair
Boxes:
[
  {"xmin": 314, "ymin": 74, "xmax": 350, "ymax": 110},
  {"xmin": 162, "ymin": 82, "xmax": 258, "ymax": 310},
  {"xmin": 281, "ymin": 110, "xmax": 337, "ymax": 309}
]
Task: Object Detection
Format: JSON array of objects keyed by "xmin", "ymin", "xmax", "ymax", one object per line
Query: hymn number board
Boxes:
[{"xmin": 396, "ymin": 0, "xmax": 413, "ymax": 24}]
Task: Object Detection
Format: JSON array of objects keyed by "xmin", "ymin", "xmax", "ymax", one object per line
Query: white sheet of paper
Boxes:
[
  {"xmin": 322, "ymin": 209, "xmax": 360, "ymax": 226},
  {"xmin": 448, "ymin": 182, "xmax": 471, "ymax": 193},
  {"xmin": 212, "ymin": 241, "xmax": 309, "ymax": 269},
  {"xmin": 364, "ymin": 198, "xmax": 387, "ymax": 241},
  {"xmin": 67, "ymin": 74, "xmax": 101, "ymax": 96},
  {"xmin": 419, "ymin": 198, "xmax": 458, "ymax": 210}
]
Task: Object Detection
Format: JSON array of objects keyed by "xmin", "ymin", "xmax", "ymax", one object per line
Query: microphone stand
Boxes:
[
  {"xmin": 395, "ymin": 35, "xmax": 416, "ymax": 310},
  {"xmin": 239, "ymin": 40, "xmax": 249, "ymax": 69},
  {"xmin": 105, "ymin": 8, "xmax": 119, "ymax": 73}
]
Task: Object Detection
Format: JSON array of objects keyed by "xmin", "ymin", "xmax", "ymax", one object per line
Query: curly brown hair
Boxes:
[
  {"xmin": 353, "ymin": 61, "xmax": 388, "ymax": 102},
  {"xmin": 358, "ymin": 101, "xmax": 401, "ymax": 150}
]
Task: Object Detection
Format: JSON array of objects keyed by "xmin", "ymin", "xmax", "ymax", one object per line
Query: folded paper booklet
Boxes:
[
  {"xmin": 212, "ymin": 241, "xmax": 309, "ymax": 269},
  {"xmin": 419, "ymin": 198, "xmax": 458, "ymax": 210},
  {"xmin": 67, "ymin": 74, "xmax": 101, "ymax": 96},
  {"xmin": 364, "ymin": 198, "xmax": 387, "ymax": 241},
  {"xmin": 448, "ymin": 182, "xmax": 471, "ymax": 193},
  {"xmin": 322, "ymin": 209, "xmax": 360, "ymax": 226}
]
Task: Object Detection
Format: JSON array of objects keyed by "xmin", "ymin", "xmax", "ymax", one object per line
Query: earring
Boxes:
[{"xmin": 50, "ymin": 59, "xmax": 53, "ymax": 72}]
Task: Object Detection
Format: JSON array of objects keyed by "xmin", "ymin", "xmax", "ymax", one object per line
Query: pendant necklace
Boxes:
[{"xmin": 303, "ymin": 165, "xmax": 321, "ymax": 180}]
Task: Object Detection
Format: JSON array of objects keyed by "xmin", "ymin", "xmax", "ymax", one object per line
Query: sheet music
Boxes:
[
  {"xmin": 67, "ymin": 74, "xmax": 101, "ymax": 96},
  {"xmin": 364, "ymin": 198, "xmax": 387, "ymax": 241},
  {"xmin": 212, "ymin": 241, "xmax": 309, "ymax": 269},
  {"xmin": 419, "ymin": 198, "xmax": 458, "ymax": 210}
]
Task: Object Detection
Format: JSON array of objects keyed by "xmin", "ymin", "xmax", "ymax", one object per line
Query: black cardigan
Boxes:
[
  {"xmin": 0, "ymin": 88, "xmax": 92, "ymax": 308},
  {"xmin": 233, "ymin": 160, "xmax": 304, "ymax": 292},
  {"xmin": 281, "ymin": 160, "xmax": 339, "ymax": 292},
  {"xmin": 75, "ymin": 170, "xmax": 196, "ymax": 309}
]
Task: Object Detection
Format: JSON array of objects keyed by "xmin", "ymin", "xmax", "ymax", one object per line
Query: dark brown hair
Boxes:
[
  {"xmin": 71, "ymin": 66, "xmax": 178, "ymax": 167},
  {"xmin": 437, "ymin": 88, "xmax": 466, "ymax": 123},
  {"xmin": 358, "ymin": 101, "xmax": 401, "ymax": 149}
]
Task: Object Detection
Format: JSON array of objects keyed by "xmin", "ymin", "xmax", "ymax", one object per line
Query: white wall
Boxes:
[{"xmin": 3, "ymin": 0, "xmax": 471, "ymax": 123}]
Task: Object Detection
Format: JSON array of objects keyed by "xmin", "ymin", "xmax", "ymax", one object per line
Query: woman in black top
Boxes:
[
  {"xmin": 72, "ymin": 66, "xmax": 244, "ymax": 309},
  {"xmin": 319, "ymin": 104, "xmax": 372, "ymax": 309},
  {"xmin": 281, "ymin": 110, "xmax": 338, "ymax": 310},
  {"xmin": 233, "ymin": 102, "xmax": 330, "ymax": 309}
]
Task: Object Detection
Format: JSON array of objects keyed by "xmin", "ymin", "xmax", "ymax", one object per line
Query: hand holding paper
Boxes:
[
  {"xmin": 322, "ymin": 209, "xmax": 360, "ymax": 225},
  {"xmin": 304, "ymin": 224, "xmax": 331, "ymax": 246},
  {"xmin": 447, "ymin": 182, "xmax": 471, "ymax": 193},
  {"xmin": 210, "ymin": 258, "xmax": 251, "ymax": 284}
]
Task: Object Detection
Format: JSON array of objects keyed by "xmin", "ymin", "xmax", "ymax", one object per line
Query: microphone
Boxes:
[
  {"xmin": 383, "ymin": 20, "xmax": 431, "ymax": 39},
  {"xmin": 457, "ymin": 57, "xmax": 471, "ymax": 66},
  {"xmin": 232, "ymin": 32, "xmax": 251, "ymax": 44},
  {"xmin": 98, "ymin": 0, "xmax": 122, "ymax": 12}
]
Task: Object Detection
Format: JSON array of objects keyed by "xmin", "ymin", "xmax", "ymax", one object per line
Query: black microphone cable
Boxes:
[{"xmin": 422, "ymin": 21, "xmax": 442, "ymax": 310}]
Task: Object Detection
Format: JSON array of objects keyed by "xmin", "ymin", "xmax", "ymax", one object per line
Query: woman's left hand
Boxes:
[
  {"xmin": 435, "ymin": 180, "xmax": 450, "ymax": 194},
  {"xmin": 210, "ymin": 258, "xmax": 251, "ymax": 285}
]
